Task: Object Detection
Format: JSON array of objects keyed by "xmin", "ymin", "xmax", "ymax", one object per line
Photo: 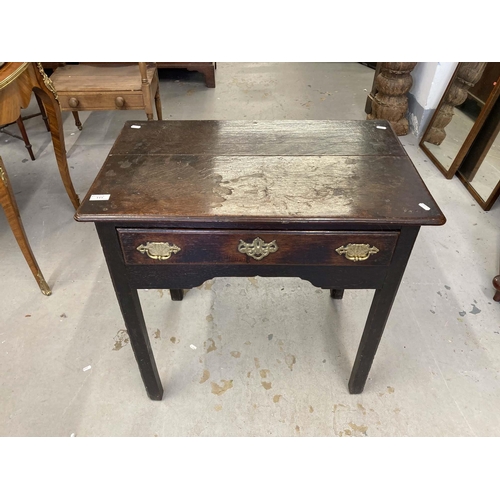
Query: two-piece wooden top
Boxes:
[{"xmin": 75, "ymin": 120, "xmax": 445, "ymax": 227}]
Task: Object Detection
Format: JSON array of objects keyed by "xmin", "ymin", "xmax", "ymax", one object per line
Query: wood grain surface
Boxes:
[
  {"xmin": 50, "ymin": 63, "xmax": 156, "ymax": 92},
  {"xmin": 107, "ymin": 120, "xmax": 406, "ymax": 156},
  {"xmin": 77, "ymin": 120, "xmax": 444, "ymax": 226},
  {"xmin": 118, "ymin": 229, "xmax": 399, "ymax": 266}
]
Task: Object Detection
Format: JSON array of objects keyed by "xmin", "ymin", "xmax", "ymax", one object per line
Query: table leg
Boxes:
[
  {"xmin": 96, "ymin": 223, "xmax": 163, "ymax": 400},
  {"xmin": 34, "ymin": 93, "xmax": 50, "ymax": 132},
  {"xmin": 154, "ymin": 87, "xmax": 163, "ymax": 120},
  {"xmin": 0, "ymin": 157, "xmax": 51, "ymax": 295},
  {"xmin": 32, "ymin": 87, "xmax": 80, "ymax": 210},
  {"xmin": 72, "ymin": 111, "xmax": 82, "ymax": 131},
  {"xmin": 16, "ymin": 117, "xmax": 36, "ymax": 161},
  {"xmin": 330, "ymin": 289, "xmax": 345, "ymax": 299},
  {"xmin": 170, "ymin": 289, "xmax": 184, "ymax": 301},
  {"xmin": 348, "ymin": 226, "xmax": 419, "ymax": 394},
  {"xmin": 202, "ymin": 65, "xmax": 216, "ymax": 88},
  {"xmin": 493, "ymin": 275, "xmax": 500, "ymax": 302}
]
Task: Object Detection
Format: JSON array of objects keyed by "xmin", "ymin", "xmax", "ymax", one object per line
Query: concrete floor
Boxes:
[{"xmin": 0, "ymin": 63, "xmax": 499, "ymax": 437}]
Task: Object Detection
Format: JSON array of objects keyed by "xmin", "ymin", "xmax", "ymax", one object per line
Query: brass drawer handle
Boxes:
[
  {"xmin": 336, "ymin": 243, "xmax": 379, "ymax": 262},
  {"xmin": 238, "ymin": 237, "xmax": 278, "ymax": 261},
  {"xmin": 136, "ymin": 241, "xmax": 181, "ymax": 260}
]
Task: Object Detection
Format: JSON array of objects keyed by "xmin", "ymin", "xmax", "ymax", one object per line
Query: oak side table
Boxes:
[{"xmin": 76, "ymin": 120, "xmax": 445, "ymax": 400}]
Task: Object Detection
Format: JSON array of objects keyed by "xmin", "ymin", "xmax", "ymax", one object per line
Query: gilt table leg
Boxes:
[
  {"xmin": 348, "ymin": 227, "xmax": 419, "ymax": 394},
  {"xmin": 0, "ymin": 157, "xmax": 51, "ymax": 295},
  {"xmin": 33, "ymin": 86, "xmax": 80, "ymax": 210}
]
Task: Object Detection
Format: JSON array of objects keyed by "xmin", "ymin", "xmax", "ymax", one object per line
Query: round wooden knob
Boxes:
[
  {"xmin": 68, "ymin": 97, "xmax": 79, "ymax": 108},
  {"xmin": 115, "ymin": 97, "xmax": 125, "ymax": 107}
]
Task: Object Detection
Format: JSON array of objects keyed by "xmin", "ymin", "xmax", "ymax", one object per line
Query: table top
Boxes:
[{"xmin": 76, "ymin": 120, "xmax": 445, "ymax": 228}]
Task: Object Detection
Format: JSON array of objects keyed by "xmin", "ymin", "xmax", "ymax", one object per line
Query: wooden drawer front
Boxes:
[
  {"xmin": 118, "ymin": 229, "xmax": 399, "ymax": 266},
  {"xmin": 58, "ymin": 92, "xmax": 144, "ymax": 111}
]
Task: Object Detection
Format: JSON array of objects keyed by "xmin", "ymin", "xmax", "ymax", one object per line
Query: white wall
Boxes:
[{"xmin": 408, "ymin": 62, "xmax": 458, "ymax": 138}]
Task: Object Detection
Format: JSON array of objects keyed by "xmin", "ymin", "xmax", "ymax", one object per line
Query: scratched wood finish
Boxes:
[
  {"xmin": 78, "ymin": 154, "xmax": 444, "ymax": 225},
  {"xmin": 107, "ymin": 120, "xmax": 406, "ymax": 156},
  {"xmin": 77, "ymin": 126, "xmax": 444, "ymax": 226},
  {"xmin": 118, "ymin": 229, "xmax": 398, "ymax": 266}
]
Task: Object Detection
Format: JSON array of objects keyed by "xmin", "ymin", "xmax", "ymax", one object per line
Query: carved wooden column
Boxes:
[
  {"xmin": 425, "ymin": 62, "xmax": 487, "ymax": 145},
  {"xmin": 367, "ymin": 62, "xmax": 417, "ymax": 136}
]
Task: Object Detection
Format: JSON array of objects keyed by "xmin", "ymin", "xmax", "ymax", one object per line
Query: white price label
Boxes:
[{"xmin": 90, "ymin": 194, "xmax": 110, "ymax": 201}]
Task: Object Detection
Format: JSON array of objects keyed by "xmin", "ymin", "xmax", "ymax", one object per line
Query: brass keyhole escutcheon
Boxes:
[{"xmin": 238, "ymin": 237, "xmax": 278, "ymax": 261}]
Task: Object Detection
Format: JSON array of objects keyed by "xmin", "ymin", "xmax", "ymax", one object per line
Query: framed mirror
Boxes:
[
  {"xmin": 419, "ymin": 63, "xmax": 499, "ymax": 179},
  {"xmin": 457, "ymin": 87, "xmax": 500, "ymax": 210}
]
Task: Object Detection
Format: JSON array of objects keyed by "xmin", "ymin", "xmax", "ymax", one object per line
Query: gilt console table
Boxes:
[{"xmin": 76, "ymin": 120, "xmax": 445, "ymax": 400}]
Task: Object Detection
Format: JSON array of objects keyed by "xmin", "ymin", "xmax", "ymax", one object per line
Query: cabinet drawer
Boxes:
[
  {"xmin": 58, "ymin": 92, "xmax": 144, "ymax": 111},
  {"xmin": 118, "ymin": 229, "xmax": 399, "ymax": 266}
]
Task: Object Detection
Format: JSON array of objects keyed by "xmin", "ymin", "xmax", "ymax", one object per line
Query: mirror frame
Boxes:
[
  {"xmin": 456, "ymin": 78, "xmax": 500, "ymax": 210},
  {"xmin": 419, "ymin": 63, "xmax": 499, "ymax": 179}
]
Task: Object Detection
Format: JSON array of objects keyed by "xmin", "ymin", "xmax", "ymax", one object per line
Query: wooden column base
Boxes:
[{"xmin": 367, "ymin": 62, "xmax": 417, "ymax": 136}]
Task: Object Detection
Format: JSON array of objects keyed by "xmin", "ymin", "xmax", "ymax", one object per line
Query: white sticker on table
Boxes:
[
  {"xmin": 419, "ymin": 203, "xmax": 430, "ymax": 211},
  {"xmin": 90, "ymin": 194, "xmax": 111, "ymax": 201},
  {"xmin": 131, "ymin": 125, "xmax": 141, "ymax": 129}
]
